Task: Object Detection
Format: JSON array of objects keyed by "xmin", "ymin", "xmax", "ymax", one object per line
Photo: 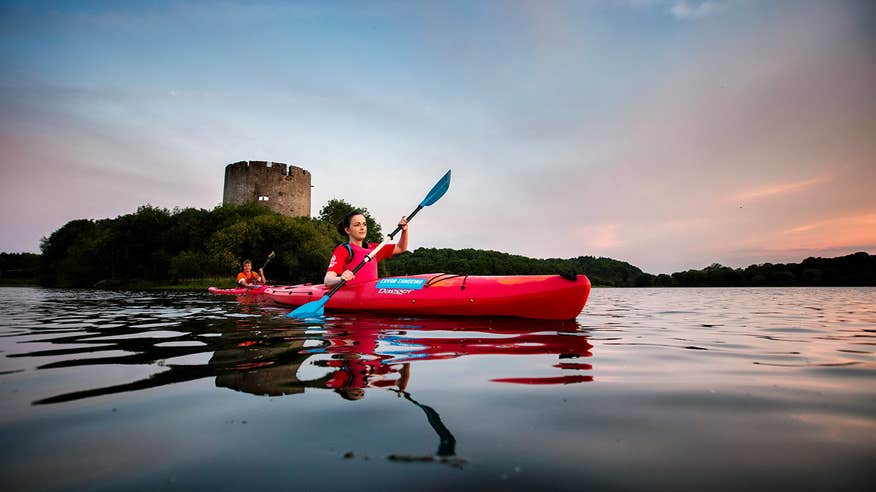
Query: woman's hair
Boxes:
[
  {"xmin": 334, "ymin": 388, "xmax": 366, "ymax": 401},
  {"xmin": 336, "ymin": 210, "xmax": 366, "ymax": 238}
]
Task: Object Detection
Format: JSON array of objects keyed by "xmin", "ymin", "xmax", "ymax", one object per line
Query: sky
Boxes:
[{"xmin": 1, "ymin": 0, "xmax": 874, "ymax": 274}]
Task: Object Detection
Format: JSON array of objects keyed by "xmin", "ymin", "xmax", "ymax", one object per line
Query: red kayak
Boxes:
[
  {"xmin": 265, "ymin": 273, "xmax": 590, "ymax": 320},
  {"xmin": 208, "ymin": 285, "xmax": 268, "ymax": 295}
]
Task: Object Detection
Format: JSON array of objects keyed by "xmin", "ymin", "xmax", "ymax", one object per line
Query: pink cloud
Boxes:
[
  {"xmin": 778, "ymin": 213, "xmax": 876, "ymax": 250},
  {"xmin": 574, "ymin": 223, "xmax": 624, "ymax": 251},
  {"xmin": 732, "ymin": 176, "xmax": 830, "ymax": 203}
]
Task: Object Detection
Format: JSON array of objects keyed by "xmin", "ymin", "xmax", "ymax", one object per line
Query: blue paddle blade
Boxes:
[
  {"xmin": 287, "ymin": 296, "xmax": 329, "ymax": 318},
  {"xmin": 420, "ymin": 170, "xmax": 451, "ymax": 207}
]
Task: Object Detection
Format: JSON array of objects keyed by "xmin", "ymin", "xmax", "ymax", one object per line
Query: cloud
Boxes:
[
  {"xmin": 719, "ymin": 211, "xmax": 876, "ymax": 267},
  {"xmin": 574, "ymin": 223, "xmax": 624, "ymax": 251},
  {"xmin": 780, "ymin": 213, "xmax": 876, "ymax": 247},
  {"xmin": 732, "ymin": 176, "xmax": 830, "ymax": 203},
  {"xmin": 670, "ymin": 1, "xmax": 727, "ymax": 20}
]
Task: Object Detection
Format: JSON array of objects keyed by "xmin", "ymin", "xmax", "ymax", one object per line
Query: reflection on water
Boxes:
[
  {"xmin": 7, "ymin": 303, "xmax": 591, "ymax": 405},
  {"xmin": 1, "ymin": 287, "xmax": 874, "ymax": 492},
  {"xmin": 0, "ymin": 288, "xmax": 591, "ymax": 482}
]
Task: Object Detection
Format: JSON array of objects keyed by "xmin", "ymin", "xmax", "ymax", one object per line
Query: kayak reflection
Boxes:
[
  {"xmin": 291, "ymin": 316, "xmax": 591, "ymax": 466},
  {"xmin": 295, "ymin": 316, "xmax": 594, "ymax": 398},
  {"xmin": 25, "ymin": 312, "xmax": 592, "ymax": 405}
]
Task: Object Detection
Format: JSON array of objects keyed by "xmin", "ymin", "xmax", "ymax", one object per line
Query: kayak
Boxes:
[
  {"xmin": 266, "ymin": 273, "xmax": 590, "ymax": 320},
  {"xmin": 208, "ymin": 285, "xmax": 268, "ymax": 295}
]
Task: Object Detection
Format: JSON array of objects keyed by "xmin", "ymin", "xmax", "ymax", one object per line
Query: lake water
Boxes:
[{"xmin": 1, "ymin": 286, "xmax": 874, "ymax": 491}]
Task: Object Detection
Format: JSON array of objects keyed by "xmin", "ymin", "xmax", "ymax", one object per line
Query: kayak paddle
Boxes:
[
  {"xmin": 260, "ymin": 251, "xmax": 275, "ymax": 271},
  {"xmin": 288, "ymin": 170, "xmax": 451, "ymax": 318},
  {"xmin": 251, "ymin": 251, "xmax": 275, "ymax": 288}
]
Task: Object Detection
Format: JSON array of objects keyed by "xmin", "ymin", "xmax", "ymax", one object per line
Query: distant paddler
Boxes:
[{"xmin": 237, "ymin": 252, "xmax": 274, "ymax": 289}]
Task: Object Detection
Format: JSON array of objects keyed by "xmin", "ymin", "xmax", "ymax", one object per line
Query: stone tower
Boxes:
[{"xmin": 222, "ymin": 161, "xmax": 311, "ymax": 217}]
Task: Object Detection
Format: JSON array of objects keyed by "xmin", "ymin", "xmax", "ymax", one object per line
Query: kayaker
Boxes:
[
  {"xmin": 237, "ymin": 260, "xmax": 265, "ymax": 288},
  {"xmin": 324, "ymin": 210, "xmax": 408, "ymax": 287}
]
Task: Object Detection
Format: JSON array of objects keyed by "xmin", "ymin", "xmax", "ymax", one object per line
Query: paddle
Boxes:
[
  {"xmin": 260, "ymin": 251, "xmax": 275, "ymax": 271},
  {"xmin": 395, "ymin": 389, "xmax": 457, "ymax": 457},
  {"xmin": 251, "ymin": 251, "xmax": 275, "ymax": 289},
  {"xmin": 288, "ymin": 170, "xmax": 451, "ymax": 318}
]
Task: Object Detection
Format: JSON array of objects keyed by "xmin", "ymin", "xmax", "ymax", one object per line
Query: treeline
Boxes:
[
  {"xmin": 36, "ymin": 204, "xmax": 340, "ymax": 287},
  {"xmin": 0, "ymin": 252, "xmax": 41, "ymax": 284},
  {"xmin": 4, "ymin": 202, "xmax": 875, "ymax": 288},
  {"xmin": 384, "ymin": 248, "xmax": 649, "ymax": 287},
  {"xmin": 28, "ymin": 199, "xmax": 390, "ymax": 288},
  {"xmin": 17, "ymin": 201, "xmax": 649, "ymax": 288},
  {"xmin": 646, "ymin": 252, "xmax": 875, "ymax": 287}
]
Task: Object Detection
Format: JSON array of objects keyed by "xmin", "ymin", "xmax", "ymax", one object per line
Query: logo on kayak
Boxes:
[
  {"xmin": 378, "ymin": 288, "xmax": 414, "ymax": 295},
  {"xmin": 375, "ymin": 278, "xmax": 427, "ymax": 290}
]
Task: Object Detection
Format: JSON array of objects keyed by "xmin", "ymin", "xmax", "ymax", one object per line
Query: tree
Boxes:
[{"xmin": 318, "ymin": 199, "xmax": 383, "ymax": 243}]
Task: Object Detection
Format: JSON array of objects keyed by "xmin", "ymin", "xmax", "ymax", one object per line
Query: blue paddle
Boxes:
[{"xmin": 288, "ymin": 170, "xmax": 451, "ymax": 318}]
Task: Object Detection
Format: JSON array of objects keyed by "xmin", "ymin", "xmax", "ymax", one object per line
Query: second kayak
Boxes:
[{"xmin": 208, "ymin": 285, "xmax": 269, "ymax": 295}]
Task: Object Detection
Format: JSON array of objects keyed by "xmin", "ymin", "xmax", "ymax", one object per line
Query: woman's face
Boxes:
[{"xmin": 345, "ymin": 214, "xmax": 367, "ymax": 242}]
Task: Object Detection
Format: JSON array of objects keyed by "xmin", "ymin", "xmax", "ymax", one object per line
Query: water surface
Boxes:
[{"xmin": 1, "ymin": 287, "xmax": 874, "ymax": 491}]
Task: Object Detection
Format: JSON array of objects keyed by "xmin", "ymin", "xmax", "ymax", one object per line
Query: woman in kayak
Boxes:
[
  {"xmin": 237, "ymin": 259, "xmax": 265, "ymax": 288},
  {"xmin": 324, "ymin": 210, "xmax": 408, "ymax": 287}
]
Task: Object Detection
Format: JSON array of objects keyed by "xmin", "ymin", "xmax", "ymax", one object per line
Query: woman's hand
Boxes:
[
  {"xmin": 398, "ymin": 216, "xmax": 408, "ymax": 231},
  {"xmin": 341, "ymin": 270, "xmax": 355, "ymax": 282}
]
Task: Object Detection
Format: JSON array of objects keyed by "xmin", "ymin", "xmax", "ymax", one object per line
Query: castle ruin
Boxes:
[{"xmin": 222, "ymin": 161, "xmax": 311, "ymax": 217}]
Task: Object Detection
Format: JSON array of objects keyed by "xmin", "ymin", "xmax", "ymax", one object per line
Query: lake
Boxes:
[{"xmin": 1, "ymin": 286, "xmax": 874, "ymax": 491}]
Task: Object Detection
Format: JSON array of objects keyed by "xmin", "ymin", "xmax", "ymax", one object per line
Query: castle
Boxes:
[{"xmin": 222, "ymin": 161, "xmax": 311, "ymax": 217}]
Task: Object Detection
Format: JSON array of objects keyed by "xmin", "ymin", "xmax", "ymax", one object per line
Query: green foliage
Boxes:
[
  {"xmin": 384, "ymin": 249, "xmax": 875, "ymax": 287},
  {"xmin": 38, "ymin": 203, "xmax": 338, "ymax": 287},
  {"xmin": 24, "ymin": 201, "xmax": 876, "ymax": 288},
  {"xmin": 383, "ymin": 248, "xmax": 648, "ymax": 287},
  {"xmin": 0, "ymin": 252, "xmax": 41, "ymax": 284},
  {"xmin": 169, "ymin": 251, "xmax": 210, "ymax": 280},
  {"xmin": 209, "ymin": 214, "xmax": 336, "ymax": 283},
  {"xmin": 661, "ymin": 252, "xmax": 875, "ymax": 287},
  {"xmin": 40, "ymin": 219, "xmax": 107, "ymax": 286},
  {"xmin": 318, "ymin": 198, "xmax": 383, "ymax": 243}
]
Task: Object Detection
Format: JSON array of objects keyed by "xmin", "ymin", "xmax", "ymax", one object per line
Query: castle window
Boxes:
[{"xmin": 258, "ymin": 195, "xmax": 270, "ymax": 201}]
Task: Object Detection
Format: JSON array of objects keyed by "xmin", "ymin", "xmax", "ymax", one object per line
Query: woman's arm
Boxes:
[
  {"xmin": 324, "ymin": 270, "xmax": 354, "ymax": 287},
  {"xmin": 392, "ymin": 216, "xmax": 408, "ymax": 255}
]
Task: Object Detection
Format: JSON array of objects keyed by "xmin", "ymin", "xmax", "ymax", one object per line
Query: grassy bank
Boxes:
[
  {"xmin": 0, "ymin": 278, "xmax": 40, "ymax": 287},
  {"xmin": 0, "ymin": 277, "xmax": 241, "ymax": 291},
  {"xmin": 92, "ymin": 277, "xmax": 236, "ymax": 291}
]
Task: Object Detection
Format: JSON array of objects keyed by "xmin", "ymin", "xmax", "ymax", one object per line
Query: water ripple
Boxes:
[{"xmin": 1, "ymin": 286, "xmax": 873, "ymax": 491}]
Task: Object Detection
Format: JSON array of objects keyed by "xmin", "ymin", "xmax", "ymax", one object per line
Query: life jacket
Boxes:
[
  {"xmin": 340, "ymin": 242, "xmax": 354, "ymax": 268},
  {"xmin": 339, "ymin": 241, "xmax": 382, "ymax": 285},
  {"xmin": 238, "ymin": 270, "xmax": 260, "ymax": 282}
]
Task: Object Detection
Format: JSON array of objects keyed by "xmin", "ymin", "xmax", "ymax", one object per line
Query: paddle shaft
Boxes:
[
  {"xmin": 323, "ymin": 239, "xmax": 389, "ymax": 298},
  {"xmin": 260, "ymin": 251, "xmax": 275, "ymax": 271},
  {"xmin": 388, "ymin": 205, "xmax": 422, "ymax": 240}
]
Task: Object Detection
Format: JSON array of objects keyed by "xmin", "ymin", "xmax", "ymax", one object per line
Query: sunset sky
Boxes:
[{"xmin": 1, "ymin": 0, "xmax": 874, "ymax": 273}]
